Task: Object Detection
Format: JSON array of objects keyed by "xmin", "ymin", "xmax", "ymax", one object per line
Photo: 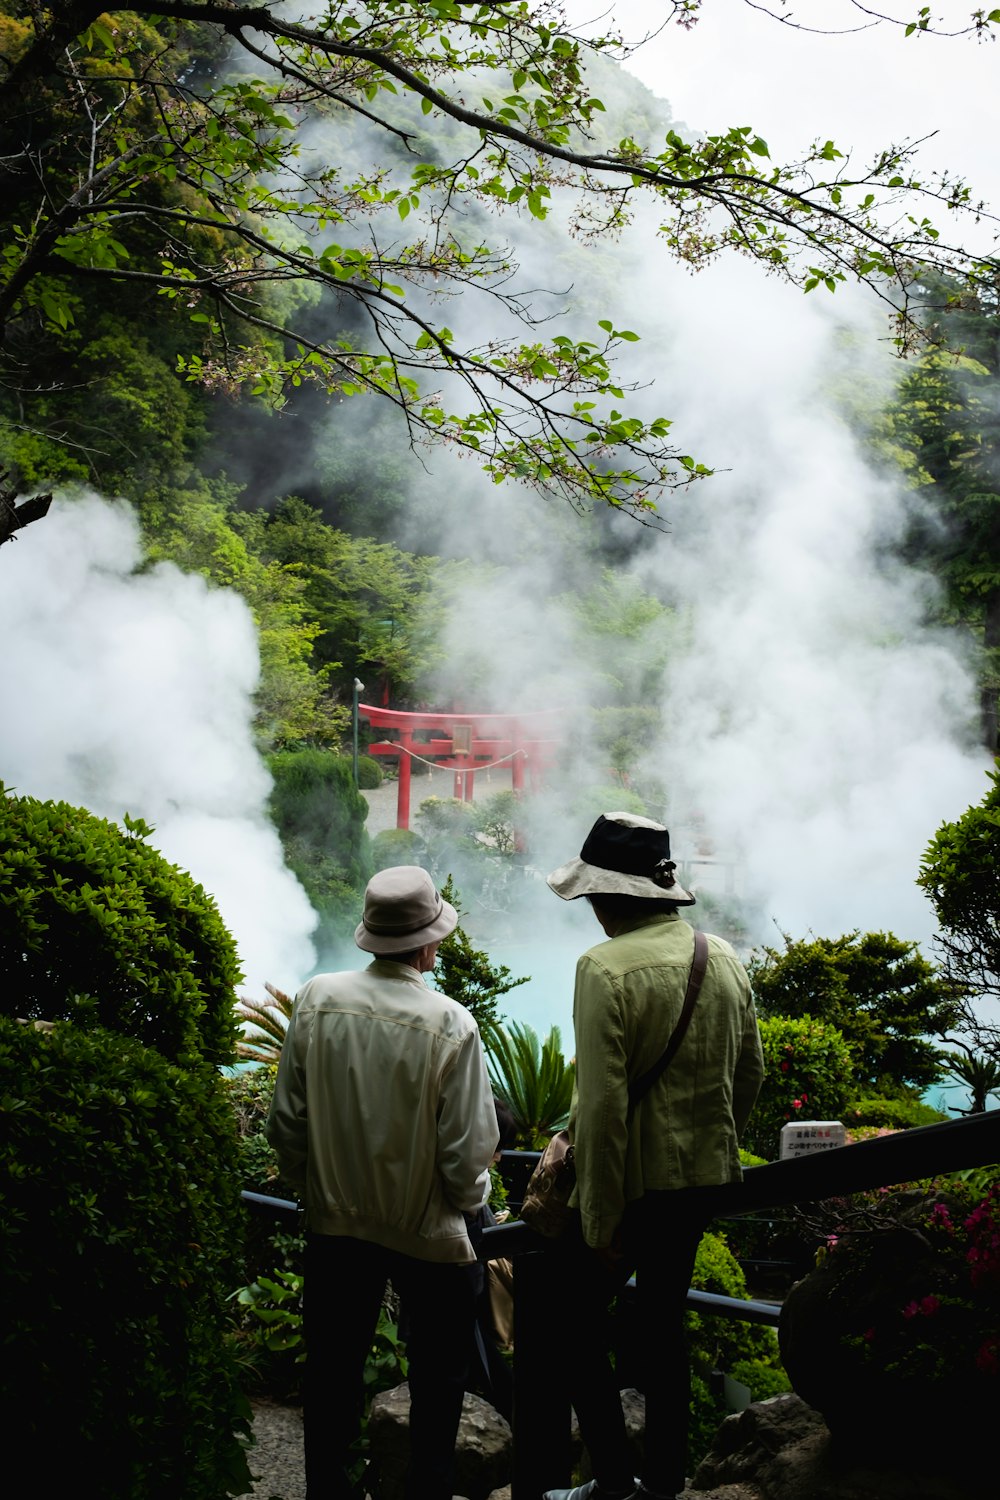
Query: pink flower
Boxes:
[
  {"xmin": 976, "ymin": 1338, "xmax": 999, "ymax": 1376},
  {"xmin": 780, "ymin": 1061, "xmax": 789, "ymax": 1072},
  {"xmin": 903, "ymin": 1294, "xmax": 940, "ymax": 1319},
  {"xmin": 792, "ymin": 1098, "xmax": 803, "ymax": 1110},
  {"xmin": 863, "ymin": 1327, "xmax": 875, "ymax": 1342}
]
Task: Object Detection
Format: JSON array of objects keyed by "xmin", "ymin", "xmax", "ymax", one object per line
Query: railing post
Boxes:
[{"xmin": 511, "ymin": 1248, "xmax": 572, "ymax": 1499}]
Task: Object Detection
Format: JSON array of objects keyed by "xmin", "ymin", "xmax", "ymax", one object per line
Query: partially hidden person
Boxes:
[
  {"xmin": 266, "ymin": 865, "xmax": 499, "ymax": 1500},
  {"xmin": 540, "ymin": 812, "xmax": 764, "ymax": 1500}
]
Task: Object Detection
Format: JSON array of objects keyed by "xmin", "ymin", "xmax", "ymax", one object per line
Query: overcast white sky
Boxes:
[{"xmin": 567, "ymin": 0, "xmax": 999, "ymax": 232}]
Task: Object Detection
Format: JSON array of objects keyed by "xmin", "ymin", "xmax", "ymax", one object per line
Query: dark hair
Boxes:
[
  {"xmin": 586, "ymin": 893, "xmax": 679, "ymax": 919},
  {"xmin": 493, "ymin": 1096, "xmax": 518, "ymax": 1150}
]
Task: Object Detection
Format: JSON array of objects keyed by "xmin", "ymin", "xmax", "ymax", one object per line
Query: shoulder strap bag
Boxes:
[{"xmin": 519, "ymin": 929, "xmax": 710, "ymax": 1239}]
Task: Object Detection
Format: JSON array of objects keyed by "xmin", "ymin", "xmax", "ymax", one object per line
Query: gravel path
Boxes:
[{"xmin": 240, "ymin": 1400, "xmax": 305, "ymax": 1500}]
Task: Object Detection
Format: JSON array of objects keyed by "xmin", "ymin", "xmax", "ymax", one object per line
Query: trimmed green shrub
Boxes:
[
  {"xmin": 267, "ymin": 749, "xmax": 373, "ymax": 949},
  {"xmin": 356, "ymin": 753, "xmax": 384, "ymax": 789},
  {"xmin": 0, "ymin": 787, "xmax": 241, "ymax": 1067},
  {"xmin": 371, "ymin": 826, "xmax": 423, "ymax": 870},
  {"xmin": 0, "ymin": 1018, "xmax": 251, "ymax": 1498},
  {"xmin": 844, "ymin": 1096, "xmax": 948, "ymax": 1131},
  {"xmin": 742, "ymin": 1015, "xmax": 853, "ymax": 1162}
]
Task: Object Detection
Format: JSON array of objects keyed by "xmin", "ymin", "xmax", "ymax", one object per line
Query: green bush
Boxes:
[
  {"xmin": 748, "ymin": 930, "xmax": 955, "ymax": 1097},
  {"xmin": 686, "ymin": 1230, "xmax": 789, "ymax": 1467},
  {"xmin": 571, "ymin": 785, "xmax": 648, "ymax": 822},
  {"xmin": 371, "ymin": 826, "xmax": 423, "ymax": 870},
  {"xmin": 267, "ymin": 749, "xmax": 373, "ymax": 948},
  {"xmin": 0, "ymin": 1019, "xmax": 251, "ymax": 1498},
  {"xmin": 741, "ymin": 1015, "xmax": 853, "ymax": 1162},
  {"xmin": 356, "ymin": 754, "xmax": 384, "ymax": 789},
  {"xmin": 844, "ymin": 1096, "xmax": 948, "ymax": 1131},
  {"xmin": 0, "ymin": 787, "xmax": 242, "ymax": 1067}
]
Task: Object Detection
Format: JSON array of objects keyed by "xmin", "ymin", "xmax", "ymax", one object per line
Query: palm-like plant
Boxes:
[
  {"xmin": 485, "ymin": 1022, "xmax": 575, "ymax": 1148},
  {"xmin": 944, "ymin": 1047, "xmax": 1000, "ymax": 1114},
  {"xmin": 236, "ymin": 982, "xmax": 293, "ymax": 1065}
]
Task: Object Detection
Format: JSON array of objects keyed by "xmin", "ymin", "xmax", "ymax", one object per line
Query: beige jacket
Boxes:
[
  {"xmin": 570, "ymin": 913, "xmax": 764, "ymax": 1248},
  {"xmin": 266, "ymin": 960, "xmax": 498, "ymax": 1263}
]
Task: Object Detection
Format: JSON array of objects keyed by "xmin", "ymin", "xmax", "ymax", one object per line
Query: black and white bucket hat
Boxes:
[{"xmin": 546, "ymin": 811, "xmax": 695, "ymax": 905}]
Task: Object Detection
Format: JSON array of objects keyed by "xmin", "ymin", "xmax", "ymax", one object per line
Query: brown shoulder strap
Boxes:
[{"xmin": 627, "ymin": 929, "xmax": 709, "ymax": 1109}]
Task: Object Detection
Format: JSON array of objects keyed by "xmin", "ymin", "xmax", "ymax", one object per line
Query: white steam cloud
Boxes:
[
  {"xmin": 402, "ymin": 230, "xmax": 993, "ymax": 1046},
  {"xmin": 631, "ymin": 251, "xmax": 991, "ymax": 942},
  {"xmin": 0, "ymin": 493, "xmax": 317, "ymax": 992}
]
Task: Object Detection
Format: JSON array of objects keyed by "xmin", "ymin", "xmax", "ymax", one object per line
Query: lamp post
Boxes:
[{"xmin": 352, "ymin": 678, "xmax": 365, "ymax": 786}]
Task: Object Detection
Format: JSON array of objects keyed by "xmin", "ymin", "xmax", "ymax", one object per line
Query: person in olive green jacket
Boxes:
[{"xmin": 542, "ymin": 812, "xmax": 764, "ymax": 1500}]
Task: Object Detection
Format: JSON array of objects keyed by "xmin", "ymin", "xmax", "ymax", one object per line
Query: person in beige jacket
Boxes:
[
  {"xmin": 266, "ymin": 866, "xmax": 498, "ymax": 1500},
  {"xmin": 541, "ymin": 813, "xmax": 764, "ymax": 1500}
]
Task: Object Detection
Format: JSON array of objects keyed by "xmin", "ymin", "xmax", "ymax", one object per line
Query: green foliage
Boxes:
[
  {"xmin": 843, "ymin": 1096, "xmax": 948, "ymax": 1131},
  {"xmin": 1, "ymin": 4, "xmax": 986, "ymax": 517},
  {"xmin": 919, "ymin": 770, "xmax": 1000, "ymax": 1059},
  {"xmin": 433, "ymin": 876, "xmax": 528, "ymax": 1035},
  {"xmin": 474, "ymin": 789, "xmax": 520, "ymax": 856},
  {"xmin": 236, "ymin": 1268, "xmax": 306, "ymax": 1361},
  {"xmin": 0, "ymin": 1018, "xmax": 251, "ymax": 1498},
  {"xmin": 246, "ymin": 497, "xmax": 444, "ymax": 701},
  {"xmin": 234, "ymin": 1261, "xmax": 408, "ymax": 1421},
  {"xmin": 571, "ymin": 785, "xmax": 649, "ymax": 822},
  {"xmin": 780, "ymin": 1183, "xmax": 1000, "ymax": 1460},
  {"xmin": 356, "ymin": 753, "xmax": 384, "ymax": 789},
  {"xmin": 267, "ymin": 748, "xmax": 373, "ymax": 954},
  {"xmin": 748, "ymin": 930, "xmax": 955, "ymax": 1096},
  {"xmin": 416, "ymin": 795, "xmax": 478, "ymax": 876},
  {"xmin": 866, "ymin": 298, "xmax": 1000, "ymax": 751},
  {"xmin": 686, "ymin": 1229, "xmax": 789, "ymax": 1467},
  {"xmin": 942, "ymin": 1048, "xmax": 1000, "ymax": 1113},
  {"xmin": 0, "ymin": 785, "xmax": 241, "ymax": 1067},
  {"xmin": 741, "ymin": 1015, "xmax": 854, "ymax": 1162},
  {"xmin": 226, "ymin": 1064, "xmax": 293, "ymax": 1199},
  {"xmin": 236, "ymin": 983, "xmax": 293, "ymax": 1067},
  {"xmin": 372, "ymin": 827, "xmax": 423, "ymax": 870},
  {"xmin": 144, "ymin": 485, "xmax": 345, "ymax": 749},
  {"xmin": 486, "ymin": 1021, "xmax": 575, "ymax": 1147}
]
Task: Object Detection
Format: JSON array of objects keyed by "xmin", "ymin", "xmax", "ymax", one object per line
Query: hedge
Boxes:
[
  {"xmin": 0, "ymin": 1019, "xmax": 252, "ymax": 1498},
  {"xmin": 0, "ymin": 786, "xmax": 241, "ymax": 1067}
]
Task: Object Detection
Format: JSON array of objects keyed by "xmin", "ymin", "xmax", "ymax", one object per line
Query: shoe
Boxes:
[{"xmin": 542, "ymin": 1483, "xmax": 639, "ymax": 1500}]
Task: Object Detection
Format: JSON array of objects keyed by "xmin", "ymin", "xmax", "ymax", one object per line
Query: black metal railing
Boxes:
[{"xmin": 242, "ymin": 1108, "xmax": 1000, "ymax": 1500}]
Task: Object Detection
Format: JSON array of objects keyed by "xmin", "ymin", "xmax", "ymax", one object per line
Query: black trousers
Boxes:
[
  {"xmin": 553, "ymin": 1189, "xmax": 713, "ymax": 1498},
  {"xmin": 303, "ymin": 1232, "xmax": 479, "ymax": 1500}
]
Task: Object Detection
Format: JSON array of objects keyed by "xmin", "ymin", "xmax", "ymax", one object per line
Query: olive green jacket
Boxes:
[{"xmin": 569, "ymin": 913, "xmax": 764, "ymax": 1248}]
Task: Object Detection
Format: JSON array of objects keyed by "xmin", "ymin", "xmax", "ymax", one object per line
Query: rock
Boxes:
[
  {"xmin": 689, "ymin": 1392, "xmax": 978, "ymax": 1500},
  {"xmin": 692, "ymin": 1393, "xmax": 826, "ymax": 1488},
  {"xmin": 368, "ymin": 1383, "xmax": 511, "ymax": 1500}
]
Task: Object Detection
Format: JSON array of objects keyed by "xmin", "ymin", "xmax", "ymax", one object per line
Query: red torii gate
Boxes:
[{"xmin": 358, "ymin": 704, "xmax": 562, "ymax": 830}]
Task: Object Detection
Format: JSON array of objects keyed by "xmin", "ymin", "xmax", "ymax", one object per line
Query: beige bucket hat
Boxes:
[
  {"xmin": 355, "ymin": 866, "xmax": 458, "ymax": 953},
  {"xmin": 547, "ymin": 811, "xmax": 695, "ymax": 905}
]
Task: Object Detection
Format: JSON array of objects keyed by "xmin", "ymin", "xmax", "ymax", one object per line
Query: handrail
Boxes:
[{"xmin": 240, "ymin": 1111, "xmax": 999, "ymax": 1499}]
